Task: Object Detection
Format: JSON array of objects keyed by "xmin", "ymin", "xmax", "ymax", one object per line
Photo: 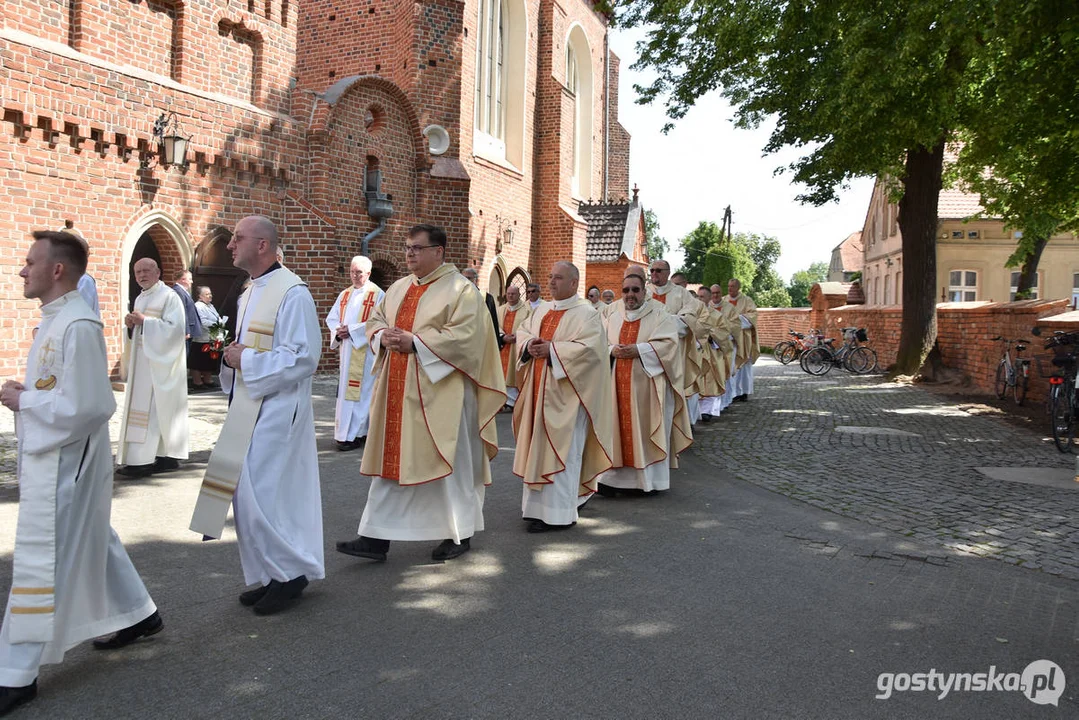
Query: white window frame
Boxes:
[
  {"xmin": 474, "ymin": 0, "xmax": 507, "ymax": 157},
  {"xmin": 948, "ymin": 269, "xmax": 978, "ymax": 302},
  {"xmin": 1009, "ymin": 270, "xmax": 1042, "ymax": 301}
]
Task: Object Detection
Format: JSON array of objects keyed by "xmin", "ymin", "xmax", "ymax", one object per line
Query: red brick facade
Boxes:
[{"xmin": 0, "ymin": 0, "xmax": 632, "ymax": 376}]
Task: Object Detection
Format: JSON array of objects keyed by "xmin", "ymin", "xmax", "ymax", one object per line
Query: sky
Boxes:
[{"xmin": 608, "ymin": 28, "xmax": 875, "ymax": 284}]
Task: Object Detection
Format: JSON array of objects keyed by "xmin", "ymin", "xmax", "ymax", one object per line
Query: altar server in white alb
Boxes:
[
  {"xmin": 190, "ymin": 215, "xmax": 324, "ymax": 616},
  {"xmin": 115, "ymin": 258, "xmax": 189, "ymax": 477},
  {"xmin": 326, "ymin": 255, "xmax": 384, "ymax": 451},
  {"xmin": 0, "ymin": 231, "xmax": 161, "ymax": 716}
]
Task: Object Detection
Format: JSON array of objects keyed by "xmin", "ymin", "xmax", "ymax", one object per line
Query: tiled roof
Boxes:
[
  {"xmin": 581, "ymin": 200, "xmax": 636, "ymax": 262},
  {"xmin": 837, "ymin": 231, "xmax": 863, "ymax": 272},
  {"xmin": 937, "ymin": 187, "xmax": 986, "ymax": 219}
]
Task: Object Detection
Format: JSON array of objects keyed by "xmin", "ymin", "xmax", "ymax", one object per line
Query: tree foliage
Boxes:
[
  {"xmin": 951, "ymin": 2, "xmax": 1079, "ymax": 298},
  {"xmin": 787, "ymin": 261, "xmax": 830, "ymax": 308},
  {"xmin": 643, "ymin": 209, "xmax": 670, "ymax": 262},
  {"xmin": 618, "ymin": 0, "xmax": 1075, "ymax": 373}
]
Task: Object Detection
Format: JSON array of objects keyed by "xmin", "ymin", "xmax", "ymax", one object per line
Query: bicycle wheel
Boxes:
[
  {"xmin": 844, "ymin": 347, "xmax": 875, "ymax": 374},
  {"xmin": 773, "ymin": 342, "xmax": 793, "ymax": 363},
  {"xmin": 1051, "ymin": 383, "xmax": 1076, "ymax": 453},
  {"xmin": 778, "ymin": 344, "xmax": 799, "ymax": 365},
  {"xmin": 994, "ymin": 362, "xmax": 1008, "ymax": 400},
  {"xmin": 803, "ymin": 347, "xmax": 832, "ymax": 376},
  {"xmin": 1014, "ymin": 362, "xmax": 1029, "ymax": 406}
]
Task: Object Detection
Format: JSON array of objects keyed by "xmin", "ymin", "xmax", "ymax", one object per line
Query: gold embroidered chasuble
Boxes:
[
  {"xmin": 513, "ymin": 297, "xmax": 613, "ymax": 496},
  {"xmin": 360, "ymin": 264, "xmax": 506, "ymax": 486}
]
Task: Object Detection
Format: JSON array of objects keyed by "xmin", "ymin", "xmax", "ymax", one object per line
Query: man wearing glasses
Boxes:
[
  {"xmin": 597, "ymin": 267, "xmax": 691, "ymax": 496},
  {"xmin": 513, "ymin": 262, "xmax": 612, "ymax": 533},
  {"xmin": 525, "ymin": 283, "xmax": 543, "ymax": 310},
  {"xmin": 338, "ymin": 224, "xmax": 506, "ymax": 562}
]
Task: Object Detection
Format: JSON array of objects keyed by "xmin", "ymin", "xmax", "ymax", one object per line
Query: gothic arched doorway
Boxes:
[
  {"xmin": 488, "ymin": 261, "xmax": 506, "ymax": 303},
  {"xmin": 193, "ymin": 229, "xmax": 248, "ymax": 340},
  {"xmin": 370, "ymin": 258, "xmax": 401, "ymax": 291},
  {"xmin": 127, "ymin": 232, "xmax": 163, "ymax": 312}
]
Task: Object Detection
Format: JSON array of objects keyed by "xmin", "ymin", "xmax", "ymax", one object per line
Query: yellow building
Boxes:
[{"xmin": 861, "ymin": 180, "xmax": 1079, "ymax": 307}]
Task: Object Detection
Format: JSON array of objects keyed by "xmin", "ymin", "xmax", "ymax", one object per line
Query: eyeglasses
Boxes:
[
  {"xmin": 526, "ymin": 289, "xmax": 539, "ymax": 294},
  {"xmin": 622, "ymin": 287, "xmax": 643, "ymax": 293},
  {"xmin": 404, "ymin": 244, "xmax": 438, "ymax": 254},
  {"xmin": 649, "ymin": 268, "xmax": 666, "ymax": 273}
]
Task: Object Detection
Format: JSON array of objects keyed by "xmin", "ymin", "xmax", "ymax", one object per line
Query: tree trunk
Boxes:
[
  {"xmin": 893, "ymin": 141, "xmax": 946, "ymax": 376},
  {"xmin": 1015, "ymin": 236, "xmax": 1049, "ymax": 299}
]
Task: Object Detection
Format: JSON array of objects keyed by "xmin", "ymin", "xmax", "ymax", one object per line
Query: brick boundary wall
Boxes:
[
  {"xmin": 757, "ymin": 298, "xmax": 1079, "ymax": 405},
  {"xmin": 756, "ymin": 308, "xmax": 812, "ymax": 348}
]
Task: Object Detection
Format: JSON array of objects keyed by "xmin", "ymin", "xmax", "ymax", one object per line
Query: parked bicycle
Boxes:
[
  {"xmin": 1033, "ymin": 328, "xmax": 1079, "ymax": 453},
  {"xmin": 991, "ymin": 336, "xmax": 1031, "ymax": 405},
  {"xmin": 773, "ymin": 329, "xmax": 815, "ymax": 365},
  {"xmin": 800, "ymin": 327, "xmax": 877, "ymax": 376}
]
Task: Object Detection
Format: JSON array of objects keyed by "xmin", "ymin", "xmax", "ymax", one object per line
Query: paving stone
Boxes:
[{"xmin": 694, "ymin": 357, "xmax": 1079, "ymax": 581}]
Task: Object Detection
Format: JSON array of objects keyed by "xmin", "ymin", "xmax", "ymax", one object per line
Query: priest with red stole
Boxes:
[
  {"xmin": 337, "ymin": 224, "xmax": 506, "ymax": 562},
  {"xmin": 598, "ymin": 267, "xmax": 692, "ymax": 495},
  {"xmin": 513, "ymin": 262, "xmax": 613, "ymax": 533}
]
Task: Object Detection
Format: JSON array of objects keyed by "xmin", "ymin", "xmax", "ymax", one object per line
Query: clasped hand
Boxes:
[
  {"xmin": 382, "ymin": 327, "xmax": 416, "ymax": 353},
  {"xmin": 223, "ymin": 342, "xmax": 247, "ymax": 369},
  {"xmin": 0, "ymin": 380, "xmax": 25, "ymax": 412},
  {"xmin": 611, "ymin": 344, "xmax": 640, "ymax": 360},
  {"xmin": 124, "ymin": 311, "xmax": 145, "ymax": 329}
]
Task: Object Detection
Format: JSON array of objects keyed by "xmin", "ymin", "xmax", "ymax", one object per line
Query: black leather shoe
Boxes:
[
  {"xmin": 336, "ymin": 536, "xmax": 389, "ymax": 561},
  {"xmin": 239, "ymin": 585, "xmax": 269, "ymax": 607},
  {"xmin": 0, "ymin": 680, "xmax": 37, "ymax": 716},
  {"xmin": 252, "ymin": 576, "xmax": 309, "ymax": 616},
  {"xmin": 700, "ymin": 413, "xmax": 713, "ymax": 423},
  {"xmin": 596, "ymin": 483, "xmax": 619, "ymax": 498},
  {"xmin": 92, "ymin": 611, "xmax": 163, "ymax": 650},
  {"xmin": 734, "ymin": 394, "xmax": 748, "ymax": 402},
  {"xmin": 526, "ymin": 520, "xmax": 575, "ymax": 533},
  {"xmin": 336, "ymin": 439, "xmax": 364, "ymax": 452},
  {"xmin": 116, "ymin": 464, "xmax": 154, "ymax": 478},
  {"xmin": 431, "ymin": 538, "xmax": 470, "ymax": 561},
  {"xmin": 153, "ymin": 457, "xmax": 180, "ymax": 472}
]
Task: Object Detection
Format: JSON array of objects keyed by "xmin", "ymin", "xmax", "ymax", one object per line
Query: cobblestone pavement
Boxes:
[{"xmin": 693, "ymin": 357, "xmax": 1079, "ymax": 580}]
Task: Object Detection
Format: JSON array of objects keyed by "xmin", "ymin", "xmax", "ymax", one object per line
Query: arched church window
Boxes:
[{"xmin": 473, "ymin": 0, "xmax": 525, "ymax": 168}]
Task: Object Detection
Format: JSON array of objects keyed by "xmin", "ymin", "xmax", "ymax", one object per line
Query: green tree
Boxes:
[
  {"xmin": 787, "ymin": 262, "xmax": 830, "ymax": 307},
  {"xmin": 702, "ymin": 242, "xmax": 756, "ymax": 290},
  {"xmin": 677, "ymin": 221, "xmax": 722, "ymax": 283},
  {"xmin": 952, "ymin": 3, "xmax": 1079, "ymax": 298},
  {"xmin": 756, "ymin": 286, "xmax": 793, "ymax": 308},
  {"xmin": 643, "ymin": 209, "xmax": 670, "ymax": 263},
  {"xmin": 618, "ymin": 0, "xmax": 1069, "ymax": 373}
]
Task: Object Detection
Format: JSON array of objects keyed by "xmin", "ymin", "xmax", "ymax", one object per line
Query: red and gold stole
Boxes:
[
  {"xmin": 652, "ymin": 291, "xmax": 668, "ymax": 305},
  {"xmin": 531, "ymin": 309, "xmax": 567, "ymax": 406},
  {"xmin": 500, "ymin": 308, "xmax": 518, "ymax": 375},
  {"xmin": 615, "ymin": 319, "xmax": 641, "ymax": 467},
  {"xmin": 381, "ymin": 282, "xmax": 431, "ymax": 481},
  {"xmin": 338, "ymin": 288, "xmax": 352, "ymax": 319}
]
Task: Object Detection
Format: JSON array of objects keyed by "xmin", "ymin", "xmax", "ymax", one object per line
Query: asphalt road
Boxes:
[{"xmin": 0, "ymin": 390, "xmax": 1076, "ymax": 719}]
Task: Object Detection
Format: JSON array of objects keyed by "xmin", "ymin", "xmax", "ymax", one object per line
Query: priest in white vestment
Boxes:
[
  {"xmin": 514, "ymin": 262, "xmax": 613, "ymax": 532},
  {"xmin": 336, "ymin": 224, "xmax": 505, "ymax": 562},
  {"xmin": 0, "ymin": 231, "xmax": 160, "ymax": 714},
  {"xmin": 115, "ymin": 258, "xmax": 188, "ymax": 477},
  {"xmin": 326, "ymin": 255, "xmax": 384, "ymax": 451},
  {"xmin": 194, "ymin": 215, "xmax": 324, "ymax": 616},
  {"xmin": 496, "ymin": 284, "xmax": 532, "ymax": 410},
  {"xmin": 598, "ymin": 270, "xmax": 691, "ymax": 494}
]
